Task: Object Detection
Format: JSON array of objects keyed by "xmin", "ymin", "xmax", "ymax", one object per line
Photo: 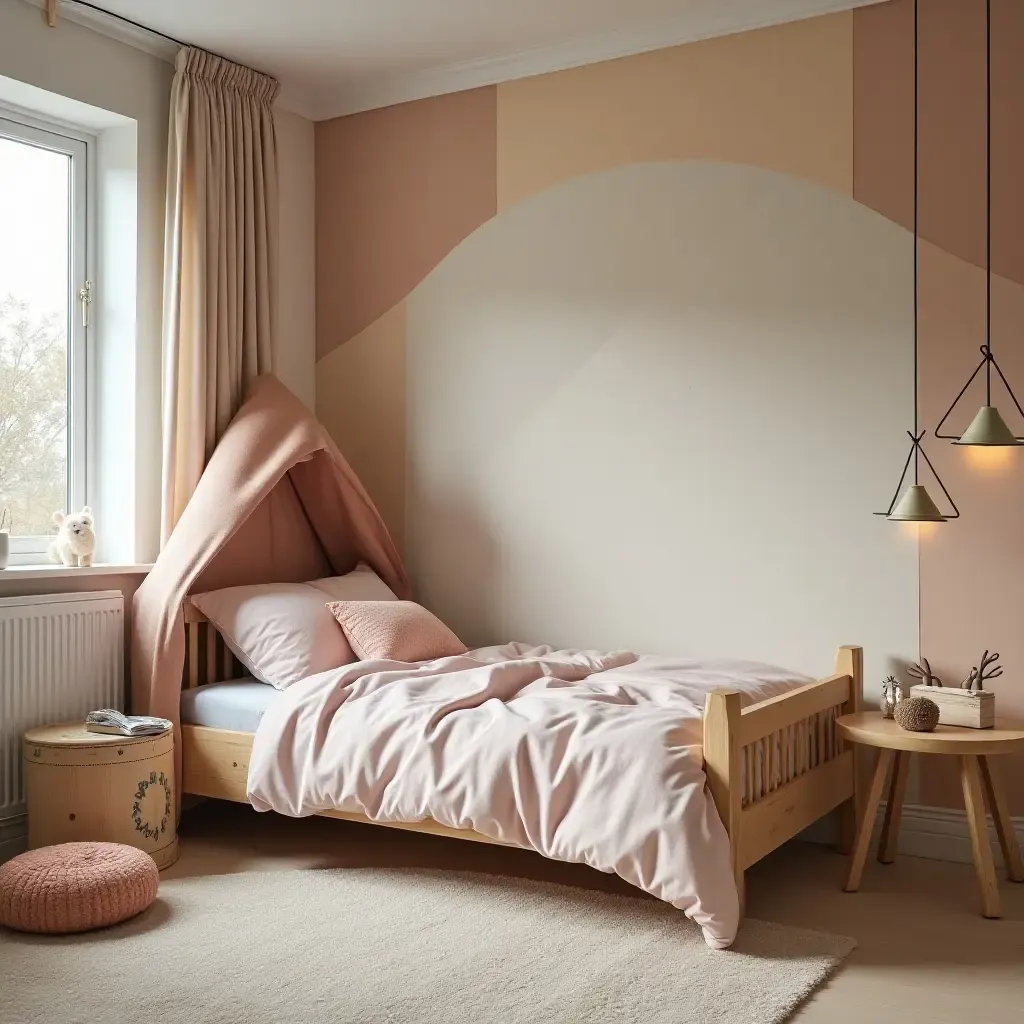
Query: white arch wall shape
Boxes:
[{"xmin": 403, "ymin": 160, "xmax": 919, "ymax": 689}]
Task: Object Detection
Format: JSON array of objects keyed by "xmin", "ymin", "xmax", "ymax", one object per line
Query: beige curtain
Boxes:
[{"xmin": 161, "ymin": 47, "xmax": 280, "ymax": 544}]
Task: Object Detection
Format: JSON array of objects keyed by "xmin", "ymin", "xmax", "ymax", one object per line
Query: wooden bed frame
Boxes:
[{"xmin": 179, "ymin": 601, "xmax": 863, "ymax": 912}]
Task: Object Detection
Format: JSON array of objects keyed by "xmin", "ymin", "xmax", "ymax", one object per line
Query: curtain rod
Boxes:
[{"xmin": 58, "ymin": 0, "xmax": 238, "ymax": 66}]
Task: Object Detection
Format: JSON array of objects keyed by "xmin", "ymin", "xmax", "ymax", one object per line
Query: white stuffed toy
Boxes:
[{"xmin": 48, "ymin": 507, "xmax": 96, "ymax": 567}]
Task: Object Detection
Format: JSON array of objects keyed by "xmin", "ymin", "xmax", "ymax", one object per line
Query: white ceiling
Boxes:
[{"xmin": 34, "ymin": 0, "xmax": 885, "ymax": 120}]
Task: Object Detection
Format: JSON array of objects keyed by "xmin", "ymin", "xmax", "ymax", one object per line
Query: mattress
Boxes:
[{"xmin": 180, "ymin": 679, "xmax": 280, "ymax": 733}]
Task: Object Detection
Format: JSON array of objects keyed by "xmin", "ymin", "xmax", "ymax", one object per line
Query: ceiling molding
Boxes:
[
  {"xmin": 313, "ymin": 0, "xmax": 886, "ymax": 120},
  {"xmin": 18, "ymin": 0, "xmax": 317, "ymax": 119},
  {"xmin": 22, "ymin": 0, "xmax": 884, "ymax": 123}
]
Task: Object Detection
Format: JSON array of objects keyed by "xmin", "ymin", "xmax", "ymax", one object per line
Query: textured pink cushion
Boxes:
[
  {"xmin": 0, "ymin": 843, "xmax": 159, "ymax": 934},
  {"xmin": 326, "ymin": 600, "xmax": 468, "ymax": 663}
]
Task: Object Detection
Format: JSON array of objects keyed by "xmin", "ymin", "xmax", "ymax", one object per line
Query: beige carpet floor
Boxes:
[{"xmin": 0, "ymin": 867, "xmax": 854, "ymax": 1024}]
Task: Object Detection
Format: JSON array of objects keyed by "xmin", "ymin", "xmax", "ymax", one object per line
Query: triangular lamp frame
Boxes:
[
  {"xmin": 934, "ymin": 345, "xmax": 1024, "ymax": 443},
  {"xmin": 873, "ymin": 430, "xmax": 960, "ymax": 520}
]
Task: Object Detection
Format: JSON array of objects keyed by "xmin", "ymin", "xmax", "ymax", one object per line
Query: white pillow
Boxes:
[{"xmin": 190, "ymin": 564, "xmax": 397, "ymax": 689}]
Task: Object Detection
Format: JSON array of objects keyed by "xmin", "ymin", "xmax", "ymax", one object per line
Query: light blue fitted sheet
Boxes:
[{"xmin": 180, "ymin": 679, "xmax": 280, "ymax": 733}]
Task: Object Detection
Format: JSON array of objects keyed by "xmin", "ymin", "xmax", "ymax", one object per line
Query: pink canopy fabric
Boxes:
[{"xmin": 131, "ymin": 374, "xmax": 409, "ymax": 790}]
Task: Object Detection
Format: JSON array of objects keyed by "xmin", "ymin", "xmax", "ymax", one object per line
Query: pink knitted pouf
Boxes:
[{"xmin": 0, "ymin": 842, "xmax": 159, "ymax": 934}]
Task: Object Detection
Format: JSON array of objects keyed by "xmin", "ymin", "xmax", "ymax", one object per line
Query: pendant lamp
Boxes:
[
  {"xmin": 934, "ymin": 0, "xmax": 1024, "ymax": 447},
  {"xmin": 876, "ymin": 0, "xmax": 959, "ymax": 523}
]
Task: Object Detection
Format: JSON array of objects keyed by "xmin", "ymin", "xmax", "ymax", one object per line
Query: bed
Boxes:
[
  {"xmin": 134, "ymin": 377, "xmax": 863, "ymax": 947},
  {"xmin": 179, "ymin": 599, "xmax": 864, "ymax": 932}
]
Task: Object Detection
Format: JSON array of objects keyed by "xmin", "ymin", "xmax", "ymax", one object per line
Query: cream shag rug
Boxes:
[{"xmin": 0, "ymin": 868, "xmax": 854, "ymax": 1024}]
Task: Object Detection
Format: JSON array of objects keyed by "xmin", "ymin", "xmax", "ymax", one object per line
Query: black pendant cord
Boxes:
[
  {"xmin": 912, "ymin": 0, "xmax": 920, "ymax": 484},
  {"xmin": 986, "ymin": 0, "xmax": 992, "ymax": 405},
  {"xmin": 933, "ymin": 0, "xmax": 1024, "ymax": 441}
]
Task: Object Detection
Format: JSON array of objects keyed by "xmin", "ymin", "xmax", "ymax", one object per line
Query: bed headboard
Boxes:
[{"xmin": 182, "ymin": 600, "xmax": 245, "ymax": 690}]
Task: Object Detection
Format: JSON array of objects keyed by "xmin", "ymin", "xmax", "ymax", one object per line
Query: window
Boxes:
[{"xmin": 0, "ymin": 110, "xmax": 91, "ymax": 564}]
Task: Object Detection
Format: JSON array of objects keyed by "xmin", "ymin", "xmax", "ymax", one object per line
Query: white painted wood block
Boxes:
[{"xmin": 909, "ymin": 685, "xmax": 995, "ymax": 729}]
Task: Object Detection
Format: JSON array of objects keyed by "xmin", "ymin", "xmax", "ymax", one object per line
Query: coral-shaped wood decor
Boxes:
[
  {"xmin": 907, "ymin": 658, "xmax": 942, "ymax": 688},
  {"xmin": 962, "ymin": 651, "xmax": 1002, "ymax": 693}
]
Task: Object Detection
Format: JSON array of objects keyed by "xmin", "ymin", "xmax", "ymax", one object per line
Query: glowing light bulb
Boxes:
[{"xmin": 899, "ymin": 520, "xmax": 939, "ymax": 543}]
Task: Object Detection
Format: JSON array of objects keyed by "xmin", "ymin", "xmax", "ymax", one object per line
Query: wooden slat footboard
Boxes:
[{"xmin": 703, "ymin": 646, "xmax": 863, "ymax": 912}]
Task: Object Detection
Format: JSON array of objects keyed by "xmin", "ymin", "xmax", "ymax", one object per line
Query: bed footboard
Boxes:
[{"xmin": 703, "ymin": 646, "xmax": 863, "ymax": 912}]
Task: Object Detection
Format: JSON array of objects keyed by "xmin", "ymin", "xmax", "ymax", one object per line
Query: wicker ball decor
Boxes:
[{"xmin": 894, "ymin": 696, "xmax": 940, "ymax": 733}]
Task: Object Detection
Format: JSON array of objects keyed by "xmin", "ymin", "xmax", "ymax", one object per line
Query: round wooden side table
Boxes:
[
  {"xmin": 836, "ymin": 711, "xmax": 1024, "ymax": 918},
  {"xmin": 23, "ymin": 722, "xmax": 178, "ymax": 869}
]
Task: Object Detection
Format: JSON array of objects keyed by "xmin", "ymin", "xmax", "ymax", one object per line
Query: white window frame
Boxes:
[{"xmin": 0, "ymin": 107, "xmax": 94, "ymax": 565}]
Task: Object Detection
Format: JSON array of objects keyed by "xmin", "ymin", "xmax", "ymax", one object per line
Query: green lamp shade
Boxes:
[
  {"xmin": 953, "ymin": 405, "xmax": 1022, "ymax": 446},
  {"xmin": 886, "ymin": 484, "xmax": 947, "ymax": 522}
]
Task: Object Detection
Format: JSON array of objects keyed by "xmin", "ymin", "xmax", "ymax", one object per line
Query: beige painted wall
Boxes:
[{"xmin": 403, "ymin": 161, "xmax": 918, "ymax": 689}]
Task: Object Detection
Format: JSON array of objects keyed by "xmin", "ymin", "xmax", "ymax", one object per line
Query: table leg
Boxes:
[
  {"xmin": 844, "ymin": 747, "xmax": 893, "ymax": 893},
  {"xmin": 979, "ymin": 756, "xmax": 1024, "ymax": 883},
  {"xmin": 878, "ymin": 750, "xmax": 910, "ymax": 865},
  {"xmin": 960, "ymin": 755, "xmax": 1001, "ymax": 919}
]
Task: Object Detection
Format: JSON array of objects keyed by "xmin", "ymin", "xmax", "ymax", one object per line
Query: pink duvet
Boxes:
[{"xmin": 247, "ymin": 644, "xmax": 809, "ymax": 949}]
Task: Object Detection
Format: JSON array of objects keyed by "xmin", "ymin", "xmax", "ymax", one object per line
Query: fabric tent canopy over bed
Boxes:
[{"xmin": 132, "ymin": 374, "xmax": 410, "ymax": 788}]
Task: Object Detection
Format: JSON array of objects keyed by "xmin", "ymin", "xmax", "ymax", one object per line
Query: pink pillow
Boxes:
[
  {"xmin": 191, "ymin": 564, "xmax": 397, "ymax": 689},
  {"xmin": 326, "ymin": 600, "xmax": 468, "ymax": 663}
]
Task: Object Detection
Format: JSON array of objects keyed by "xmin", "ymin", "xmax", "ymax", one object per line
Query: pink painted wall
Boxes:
[
  {"xmin": 315, "ymin": 87, "xmax": 497, "ymax": 361},
  {"xmin": 856, "ymin": 0, "xmax": 1024, "ymax": 810}
]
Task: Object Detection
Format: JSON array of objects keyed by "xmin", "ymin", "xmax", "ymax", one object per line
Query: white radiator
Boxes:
[{"xmin": 0, "ymin": 591, "xmax": 124, "ymax": 823}]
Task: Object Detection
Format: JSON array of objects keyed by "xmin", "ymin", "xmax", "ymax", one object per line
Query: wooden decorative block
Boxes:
[{"xmin": 909, "ymin": 685, "xmax": 995, "ymax": 730}]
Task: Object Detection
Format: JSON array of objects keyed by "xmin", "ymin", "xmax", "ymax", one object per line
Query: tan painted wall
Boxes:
[
  {"xmin": 496, "ymin": 12, "xmax": 853, "ymax": 210},
  {"xmin": 316, "ymin": 302, "xmax": 407, "ymax": 545}
]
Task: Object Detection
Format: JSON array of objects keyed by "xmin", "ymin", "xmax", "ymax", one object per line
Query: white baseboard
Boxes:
[
  {"xmin": 802, "ymin": 802, "xmax": 1024, "ymax": 868},
  {"xmin": 887, "ymin": 803, "xmax": 1024, "ymax": 867}
]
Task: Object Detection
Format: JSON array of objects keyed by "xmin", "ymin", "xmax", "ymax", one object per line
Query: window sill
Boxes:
[{"xmin": 0, "ymin": 563, "xmax": 153, "ymax": 581}]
